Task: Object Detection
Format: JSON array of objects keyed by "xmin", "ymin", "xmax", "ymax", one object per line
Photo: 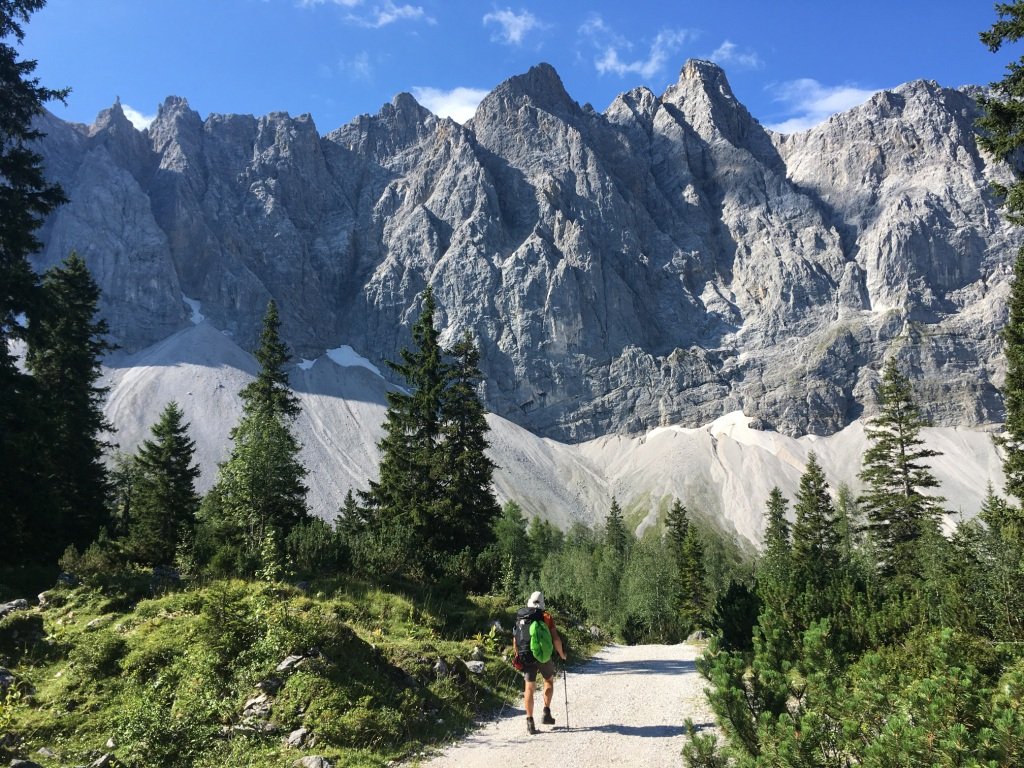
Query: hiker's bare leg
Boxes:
[
  {"xmin": 543, "ymin": 677, "xmax": 554, "ymax": 709},
  {"xmin": 524, "ymin": 680, "xmax": 536, "ymax": 718}
]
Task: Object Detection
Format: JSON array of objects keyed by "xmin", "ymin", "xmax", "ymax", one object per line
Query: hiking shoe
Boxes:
[
  {"xmin": 526, "ymin": 716, "xmax": 538, "ymax": 735},
  {"xmin": 542, "ymin": 708, "xmax": 556, "ymax": 725}
]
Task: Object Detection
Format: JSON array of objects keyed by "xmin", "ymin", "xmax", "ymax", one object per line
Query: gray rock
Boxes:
[
  {"xmin": 242, "ymin": 692, "xmax": 272, "ymax": 718},
  {"xmin": 30, "ymin": 59, "xmax": 1018, "ymax": 455},
  {"xmin": 589, "ymin": 626, "xmax": 601, "ymax": 640},
  {"xmin": 293, "ymin": 758, "xmax": 333, "ymax": 768},
  {"xmin": 0, "ymin": 599, "xmax": 29, "ymax": 619},
  {"xmin": 686, "ymin": 630, "xmax": 707, "ymax": 643},
  {"xmin": 88, "ymin": 755, "xmax": 113, "ymax": 768},
  {"xmin": 433, "ymin": 659, "xmax": 449, "ymax": 679},
  {"xmin": 285, "ymin": 726, "xmax": 309, "ymax": 748},
  {"xmin": 470, "ymin": 645, "xmax": 485, "ymax": 661},
  {"xmin": 36, "ymin": 748, "xmax": 56, "ymax": 758},
  {"xmin": 9, "ymin": 760, "xmax": 45, "ymax": 768},
  {"xmin": 463, "ymin": 660, "xmax": 485, "ymax": 675},
  {"xmin": 276, "ymin": 654, "xmax": 304, "ymax": 674}
]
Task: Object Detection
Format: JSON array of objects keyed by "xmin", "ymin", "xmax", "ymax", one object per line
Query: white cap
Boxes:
[{"xmin": 528, "ymin": 591, "xmax": 544, "ymax": 609}]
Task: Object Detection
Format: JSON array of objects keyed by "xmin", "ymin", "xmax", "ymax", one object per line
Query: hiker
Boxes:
[{"xmin": 513, "ymin": 590, "xmax": 566, "ymax": 735}]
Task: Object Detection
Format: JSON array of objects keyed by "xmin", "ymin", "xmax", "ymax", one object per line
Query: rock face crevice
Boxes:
[{"xmin": 32, "ymin": 60, "xmax": 1020, "ymax": 440}]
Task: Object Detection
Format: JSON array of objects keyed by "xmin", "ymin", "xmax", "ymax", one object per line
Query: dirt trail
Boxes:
[{"xmin": 420, "ymin": 643, "xmax": 716, "ymax": 768}]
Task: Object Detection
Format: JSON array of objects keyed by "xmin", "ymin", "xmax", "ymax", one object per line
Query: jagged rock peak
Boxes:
[
  {"xmin": 479, "ymin": 62, "xmax": 579, "ymax": 119},
  {"xmin": 678, "ymin": 59, "xmax": 737, "ymax": 101},
  {"xmin": 156, "ymin": 95, "xmax": 195, "ymax": 119},
  {"xmin": 90, "ymin": 98, "xmax": 135, "ymax": 134}
]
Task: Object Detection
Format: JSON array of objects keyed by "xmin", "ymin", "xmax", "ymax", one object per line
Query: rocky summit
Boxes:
[{"xmin": 32, "ymin": 60, "xmax": 1020, "ymax": 442}]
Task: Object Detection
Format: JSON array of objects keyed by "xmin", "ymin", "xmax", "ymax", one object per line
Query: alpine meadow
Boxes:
[{"xmin": 3, "ymin": 1, "xmax": 1024, "ymax": 767}]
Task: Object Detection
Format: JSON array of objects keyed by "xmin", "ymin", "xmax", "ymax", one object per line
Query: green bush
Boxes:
[
  {"xmin": 68, "ymin": 630, "xmax": 126, "ymax": 679},
  {"xmin": 0, "ymin": 612, "xmax": 45, "ymax": 663}
]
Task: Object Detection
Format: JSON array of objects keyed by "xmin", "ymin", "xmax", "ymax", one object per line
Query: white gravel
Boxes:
[{"xmin": 420, "ymin": 643, "xmax": 716, "ymax": 768}]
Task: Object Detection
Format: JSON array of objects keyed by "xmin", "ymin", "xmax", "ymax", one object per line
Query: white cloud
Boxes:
[
  {"xmin": 122, "ymin": 104, "xmax": 155, "ymax": 130},
  {"xmin": 483, "ymin": 8, "xmax": 543, "ymax": 45},
  {"xmin": 594, "ymin": 29, "xmax": 690, "ymax": 80},
  {"xmin": 411, "ymin": 86, "xmax": 490, "ymax": 124},
  {"xmin": 342, "ymin": 51, "xmax": 373, "ymax": 80},
  {"xmin": 707, "ymin": 40, "xmax": 762, "ymax": 70},
  {"xmin": 302, "ymin": 0, "xmax": 432, "ymax": 27},
  {"xmin": 767, "ymin": 78, "xmax": 880, "ymax": 133},
  {"xmin": 354, "ymin": 1, "xmax": 431, "ymax": 27}
]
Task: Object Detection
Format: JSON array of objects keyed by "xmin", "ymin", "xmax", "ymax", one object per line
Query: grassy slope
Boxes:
[{"xmin": 0, "ymin": 576, "xmax": 596, "ymax": 768}]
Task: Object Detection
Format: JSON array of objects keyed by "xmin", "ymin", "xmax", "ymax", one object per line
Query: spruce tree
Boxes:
[
  {"xmin": 791, "ymin": 452, "xmax": 840, "ymax": 584},
  {"xmin": 128, "ymin": 401, "xmax": 200, "ymax": 566},
  {"xmin": 0, "ymin": 0, "xmax": 68, "ymax": 564},
  {"xmin": 238, "ymin": 299, "xmax": 300, "ymax": 419},
  {"xmin": 679, "ymin": 519, "xmax": 707, "ymax": 631},
  {"xmin": 666, "ymin": 499, "xmax": 706, "ymax": 631},
  {"xmin": 858, "ymin": 359, "xmax": 945, "ymax": 578},
  {"xmin": 202, "ymin": 300, "xmax": 307, "ymax": 574},
  {"xmin": 605, "ymin": 497, "xmax": 628, "ymax": 559},
  {"xmin": 979, "ymin": 7, "xmax": 1024, "ymax": 500},
  {"xmin": 361, "ymin": 287, "xmax": 448, "ymax": 578},
  {"xmin": 26, "ymin": 252, "xmax": 113, "ymax": 554},
  {"xmin": 435, "ymin": 331, "xmax": 500, "ymax": 579}
]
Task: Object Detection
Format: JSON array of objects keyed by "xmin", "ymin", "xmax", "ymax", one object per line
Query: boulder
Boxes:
[
  {"xmin": 0, "ymin": 599, "xmax": 29, "ymax": 619},
  {"xmin": 285, "ymin": 727, "xmax": 309, "ymax": 748},
  {"xmin": 293, "ymin": 757, "xmax": 333, "ymax": 768},
  {"xmin": 276, "ymin": 654, "xmax": 304, "ymax": 674}
]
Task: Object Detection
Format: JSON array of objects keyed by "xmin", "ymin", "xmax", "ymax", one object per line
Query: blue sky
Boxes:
[{"xmin": 19, "ymin": 0, "xmax": 1020, "ymax": 135}]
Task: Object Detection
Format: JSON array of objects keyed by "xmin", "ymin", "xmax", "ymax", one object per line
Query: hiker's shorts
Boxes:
[{"xmin": 522, "ymin": 658, "xmax": 556, "ymax": 683}]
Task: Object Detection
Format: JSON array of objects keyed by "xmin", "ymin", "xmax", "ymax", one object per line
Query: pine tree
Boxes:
[
  {"xmin": 238, "ymin": 299, "xmax": 300, "ymax": 419},
  {"xmin": 435, "ymin": 331, "xmax": 500, "ymax": 580},
  {"xmin": 761, "ymin": 487, "xmax": 792, "ymax": 580},
  {"xmin": 128, "ymin": 402, "xmax": 200, "ymax": 566},
  {"xmin": 666, "ymin": 499, "xmax": 706, "ymax": 631},
  {"xmin": 361, "ymin": 287, "xmax": 448, "ymax": 578},
  {"xmin": 0, "ymin": 0, "xmax": 68, "ymax": 564},
  {"xmin": 605, "ymin": 497, "xmax": 628, "ymax": 560},
  {"xmin": 999, "ymin": 249, "xmax": 1024, "ymax": 502},
  {"xmin": 201, "ymin": 301, "xmax": 307, "ymax": 574},
  {"xmin": 791, "ymin": 452, "xmax": 840, "ymax": 585},
  {"xmin": 858, "ymin": 359, "xmax": 945, "ymax": 578},
  {"xmin": 679, "ymin": 519, "xmax": 707, "ymax": 631},
  {"xmin": 26, "ymin": 252, "xmax": 113, "ymax": 554}
]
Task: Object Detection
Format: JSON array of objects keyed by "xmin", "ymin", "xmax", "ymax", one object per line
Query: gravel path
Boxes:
[{"xmin": 421, "ymin": 643, "xmax": 716, "ymax": 768}]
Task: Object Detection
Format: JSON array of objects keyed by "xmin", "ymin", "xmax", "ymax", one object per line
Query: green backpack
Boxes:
[{"xmin": 515, "ymin": 606, "xmax": 553, "ymax": 663}]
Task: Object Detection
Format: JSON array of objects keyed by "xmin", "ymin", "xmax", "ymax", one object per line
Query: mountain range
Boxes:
[{"xmin": 30, "ymin": 60, "xmax": 1017, "ymax": 541}]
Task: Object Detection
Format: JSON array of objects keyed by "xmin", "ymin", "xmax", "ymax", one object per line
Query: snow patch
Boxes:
[
  {"xmin": 326, "ymin": 345, "xmax": 382, "ymax": 377},
  {"xmin": 181, "ymin": 294, "xmax": 205, "ymax": 324},
  {"xmin": 297, "ymin": 358, "xmax": 316, "ymax": 371}
]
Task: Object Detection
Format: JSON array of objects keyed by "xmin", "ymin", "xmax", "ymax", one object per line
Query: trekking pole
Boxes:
[{"xmin": 562, "ymin": 664, "xmax": 570, "ymax": 730}]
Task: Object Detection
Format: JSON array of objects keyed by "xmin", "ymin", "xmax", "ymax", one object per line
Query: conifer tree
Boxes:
[
  {"xmin": 791, "ymin": 452, "xmax": 840, "ymax": 585},
  {"xmin": 979, "ymin": 8, "xmax": 1024, "ymax": 500},
  {"xmin": 238, "ymin": 299, "xmax": 300, "ymax": 419},
  {"xmin": 666, "ymin": 499, "xmax": 706, "ymax": 631},
  {"xmin": 858, "ymin": 359, "xmax": 945, "ymax": 578},
  {"xmin": 761, "ymin": 487, "xmax": 791, "ymax": 579},
  {"xmin": 202, "ymin": 300, "xmax": 307, "ymax": 574},
  {"xmin": 0, "ymin": 0, "xmax": 68, "ymax": 564},
  {"xmin": 679, "ymin": 519, "xmax": 707, "ymax": 631},
  {"xmin": 128, "ymin": 401, "xmax": 200, "ymax": 565},
  {"xmin": 605, "ymin": 497, "xmax": 628, "ymax": 560},
  {"xmin": 27, "ymin": 252, "xmax": 113, "ymax": 553},
  {"xmin": 435, "ymin": 330, "xmax": 500, "ymax": 578},
  {"xmin": 361, "ymin": 287, "xmax": 448, "ymax": 577}
]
